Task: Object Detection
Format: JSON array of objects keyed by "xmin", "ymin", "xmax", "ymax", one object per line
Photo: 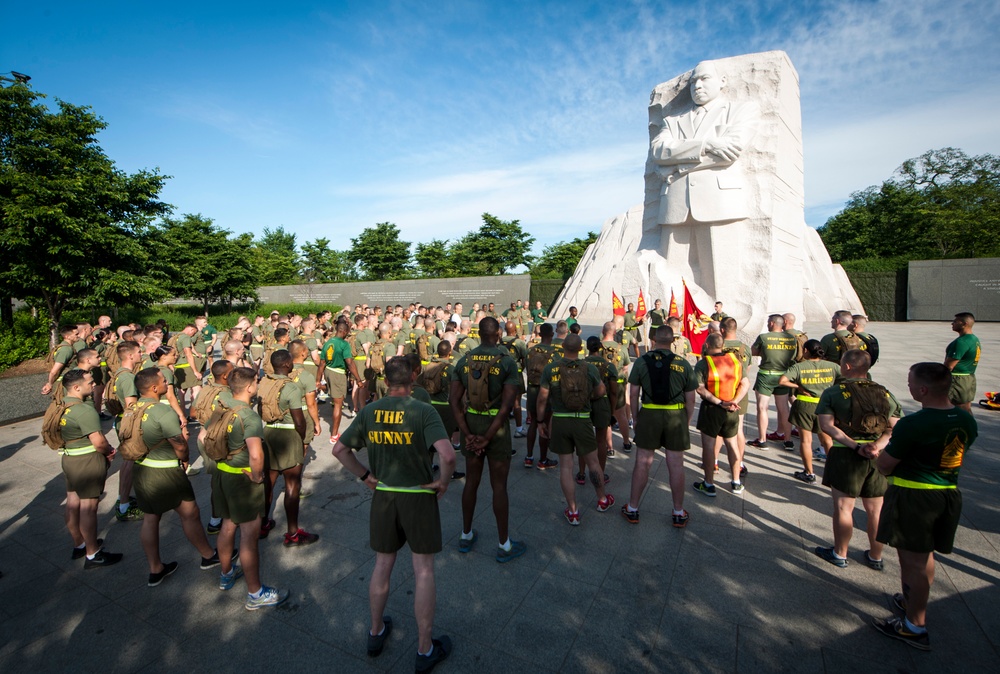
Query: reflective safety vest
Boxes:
[{"xmin": 704, "ymin": 353, "xmax": 742, "ymax": 402}]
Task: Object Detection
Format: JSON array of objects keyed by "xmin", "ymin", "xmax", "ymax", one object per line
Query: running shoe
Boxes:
[
  {"xmin": 671, "ymin": 510, "xmax": 690, "ymax": 528},
  {"xmin": 458, "ymin": 529, "xmax": 478, "ymax": 553},
  {"xmin": 260, "ymin": 518, "xmax": 276, "ymax": 538},
  {"xmin": 148, "ymin": 561, "xmax": 179, "ymax": 587},
  {"xmin": 514, "ymin": 429, "xmax": 527, "ymax": 438},
  {"xmin": 495, "ymin": 540, "xmax": 527, "ymax": 563},
  {"xmin": 693, "ymin": 480, "xmax": 717, "ymax": 497},
  {"xmin": 766, "ymin": 432, "xmax": 786, "ymax": 442},
  {"xmin": 871, "ymin": 616, "xmax": 930, "ymax": 651},
  {"xmin": 536, "ymin": 458, "xmax": 558, "ymax": 470},
  {"xmin": 72, "ymin": 538, "xmax": 103, "ymax": 560},
  {"xmin": 115, "ymin": 504, "xmax": 145, "ymax": 522},
  {"xmin": 283, "ymin": 529, "xmax": 319, "ymax": 547},
  {"xmin": 367, "ymin": 616, "xmax": 393, "ymax": 657},
  {"xmin": 523, "ymin": 457, "xmax": 534, "ymax": 468},
  {"xmin": 83, "ymin": 549, "xmax": 122, "ymax": 569},
  {"xmin": 245, "ymin": 585, "xmax": 289, "ymax": 610},
  {"xmin": 814, "ymin": 546, "xmax": 848, "ymax": 568},
  {"xmin": 415, "ymin": 636, "xmax": 452, "ymax": 673},
  {"xmin": 620, "ymin": 505, "xmax": 639, "ymax": 524},
  {"xmin": 864, "ymin": 550, "xmax": 884, "ymax": 571},
  {"xmin": 207, "ymin": 521, "xmax": 222, "ymax": 535},
  {"xmin": 597, "ymin": 494, "xmax": 615, "ymax": 512},
  {"xmin": 564, "ymin": 508, "xmax": 581, "ymax": 526},
  {"xmin": 621, "ymin": 442, "xmax": 633, "ymax": 454},
  {"xmin": 731, "ymin": 481, "xmax": 745, "ymax": 494},
  {"xmin": 219, "ymin": 563, "xmax": 244, "ymax": 591},
  {"xmin": 575, "ymin": 472, "xmax": 586, "ymax": 486},
  {"xmin": 793, "ymin": 471, "xmax": 817, "ymax": 483},
  {"xmin": 746, "ymin": 439, "xmax": 767, "ymax": 449}
]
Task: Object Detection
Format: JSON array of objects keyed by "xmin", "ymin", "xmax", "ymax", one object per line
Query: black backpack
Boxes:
[{"xmin": 641, "ymin": 351, "xmax": 675, "ymax": 405}]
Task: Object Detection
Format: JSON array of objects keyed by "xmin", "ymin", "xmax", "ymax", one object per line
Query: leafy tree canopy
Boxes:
[
  {"xmin": 530, "ymin": 231, "xmax": 597, "ymax": 279},
  {"xmin": 350, "ymin": 221, "xmax": 412, "ymax": 280}
]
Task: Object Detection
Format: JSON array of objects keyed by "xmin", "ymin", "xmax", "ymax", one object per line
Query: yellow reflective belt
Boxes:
[
  {"xmin": 760, "ymin": 370, "xmax": 785, "ymax": 375},
  {"xmin": 100, "ymin": 361, "xmax": 107, "ymax": 367},
  {"xmin": 889, "ymin": 476, "xmax": 957, "ymax": 490},
  {"xmin": 430, "ymin": 400, "xmax": 450, "ymax": 406},
  {"xmin": 353, "ymin": 356, "xmax": 366, "ymax": 361},
  {"xmin": 552, "ymin": 412, "xmax": 590, "ymax": 418},
  {"xmin": 617, "ymin": 378, "xmax": 626, "ymax": 384},
  {"xmin": 644, "ymin": 403, "xmax": 684, "ymax": 410},
  {"xmin": 330, "ymin": 367, "xmax": 346, "ymax": 374},
  {"xmin": 376, "ymin": 483, "xmax": 435, "ymax": 495},
  {"xmin": 421, "ymin": 360, "xmax": 430, "ymax": 366},
  {"xmin": 951, "ymin": 373, "xmax": 971, "ymax": 376},
  {"xmin": 136, "ymin": 457, "xmax": 181, "ymax": 468},
  {"xmin": 797, "ymin": 395, "xmax": 820, "ymax": 403},
  {"xmin": 216, "ymin": 462, "xmax": 246, "ymax": 475},
  {"xmin": 467, "ymin": 409, "xmax": 499, "ymax": 416},
  {"xmin": 833, "ymin": 439, "xmax": 874, "ymax": 448},
  {"xmin": 63, "ymin": 445, "xmax": 97, "ymax": 456},
  {"xmin": 266, "ymin": 423, "xmax": 296, "ymax": 429},
  {"xmin": 176, "ymin": 363, "xmax": 190, "ymax": 368}
]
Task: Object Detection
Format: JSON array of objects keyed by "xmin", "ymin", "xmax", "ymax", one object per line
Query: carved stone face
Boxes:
[{"xmin": 690, "ymin": 62, "xmax": 725, "ymax": 106}]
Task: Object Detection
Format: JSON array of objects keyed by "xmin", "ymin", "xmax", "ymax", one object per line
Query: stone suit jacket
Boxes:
[{"xmin": 650, "ymin": 97, "xmax": 760, "ymax": 226}]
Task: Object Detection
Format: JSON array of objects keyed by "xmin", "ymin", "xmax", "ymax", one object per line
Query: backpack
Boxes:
[
  {"xmin": 41, "ymin": 398, "xmax": 83, "ymax": 450},
  {"xmin": 104, "ymin": 368, "xmax": 130, "ymax": 416},
  {"xmin": 45, "ymin": 340, "xmax": 77, "ymax": 368},
  {"xmin": 349, "ymin": 331, "xmax": 361, "ymax": 358},
  {"xmin": 417, "ymin": 360, "xmax": 448, "ymax": 395},
  {"xmin": 834, "ymin": 332, "xmax": 863, "ymax": 357},
  {"xmin": 641, "ymin": 351, "xmax": 675, "ymax": 405},
  {"xmin": 417, "ymin": 333, "xmax": 432, "ymax": 362},
  {"xmin": 722, "ymin": 342, "xmax": 749, "ymax": 367},
  {"xmin": 857, "ymin": 333, "xmax": 880, "ymax": 366},
  {"xmin": 104, "ymin": 341, "xmax": 121, "ymax": 375},
  {"xmin": 790, "ymin": 332, "xmax": 810, "ymax": 363},
  {"xmin": 192, "ymin": 382, "xmax": 227, "ymax": 423},
  {"xmin": 559, "ymin": 360, "xmax": 591, "ymax": 412},
  {"xmin": 167, "ymin": 333, "xmax": 181, "ymax": 350},
  {"xmin": 118, "ymin": 401, "xmax": 158, "ymax": 461},
  {"xmin": 467, "ymin": 354, "xmax": 505, "ymax": 412},
  {"xmin": 369, "ymin": 341, "xmax": 387, "ymax": 376},
  {"xmin": 526, "ymin": 345, "xmax": 551, "ymax": 386},
  {"xmin": 257, "ymin": 374, "xmax": 289, "ymax": 423},
  {"xmin": 202, "ymin": 400, "xmax": 242, "ymax": 461},
  {"xmin": 839, "ymin": 380, "xmax": 891, "ymax": 437}
]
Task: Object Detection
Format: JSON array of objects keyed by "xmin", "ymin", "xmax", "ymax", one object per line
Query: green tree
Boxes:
[
  {"xmin": 530, "ymin": 231, "xmax": 598, "ymax": 279},
  {"xmin": 350, "ymin": 222, "xmax": 411, "ymax": 280},
  {"xmin": 253, "ymin": 225, "xmax": 300, "ymax": 285},
  {"xmin": 300, "ymin": 237, "xmax": 357, "ymax": 282},
  {"xmin": 819, "ymin": 147, "xmax": 1000, "ymax": 262},
  {"xmin": 449, "ymin": 213, "xmax": 535, "ymax": 276},
  {"xmin": 413, "ymin": 239, "xmax": 453, "ymax": 278},
  {"xmin": 150, "ymin": 214, "xmax": 257, "ymax": 313},
  {"xmin": 0, "ymin": 84, "xmax": 170, "ymax": 344}
]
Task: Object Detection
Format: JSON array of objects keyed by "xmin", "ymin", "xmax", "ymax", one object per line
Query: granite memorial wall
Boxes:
[{"xmin": 908, "ymin": 258, "xmax": 1000, "ymax": 321}]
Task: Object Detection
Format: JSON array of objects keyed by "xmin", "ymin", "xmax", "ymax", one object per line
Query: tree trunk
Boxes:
[
  {"xmin": 44, "ymin": 293, "xmax": 61, "ymax": 349},
  {"xmin": 0, "ymin": 296, "xmax": 12, "ymax": 328}
]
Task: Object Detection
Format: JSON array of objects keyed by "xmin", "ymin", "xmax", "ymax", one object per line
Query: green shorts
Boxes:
[
  {"xmin": 696, "ymin": 403, "xmax": 739, "ymax": 439},
  {"xmin": 373, "ymin": 376, "xmax": 388, "ymax": 400},
  {"xmin": 461, "ymin": 411, "xmax": 512, "ymax": 462},
  {"xmin": 62, "ymin": 452, "xmax": 108, "ymax": 499},
  {"xmin": 326, "ymin": 370, "xmax": 348, "ymax": 399},
  {"xmin": 195, "ymin": 438, "xmax": 219, "ymax": 475},
  {"xmin": 948, "ymin": 374, "xmax": 976, "ymax": 405},
  {"xmin": 263, "ymin": 427, "xmax": 304, "ymax": 472},
  {"xmin": 788, "ymin": 400, "xmax": 820, "ymax": 433},
  {"xmin": 370, "ymin": 490, "xmax": 442, "ymax": 554},
  {"xmin": 431, "ymin": 401, "xmax": 458, "ymax": 434},
  {"xmin": 615, "ymin": 380, "xmax": 626, "ymax": 410},
  {"xmin": 175, "ymin": 366, "xmax": 195, "ymax": 390},
  {"xmin": 549, "ymin": 416, "xmax": 597, "ymax": 456},
  {"xmin": 822, "ymin": 446, "xmax": 887, "ymax": 498},
  {"xmin": 634, "ymin": 406, "xmax": 690, "ymax": 451},
  {"xmin": 526, "ymin": 385, "xmax": 540, "ymax": 421},
  {"xmin": 590, "ymin": 397, "xmax": 612, "ymax": 430},
  {"xmin": 211, "ymin": 469, "xmax": 266, "ymax": 525},
  {"xmin": 754, "ymin": 372, "xmax": 790, "ymax": 397},
  {"xmin": 876, "ymin": 486, "xmax": 962, "ymax": 553},
  {"xmin": 134, "ymin": 462, "xmax": 196, "ymax": 515}
]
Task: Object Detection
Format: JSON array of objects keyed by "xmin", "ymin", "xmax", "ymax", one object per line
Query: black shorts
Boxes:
[
  {"xmin": 822, "ymin": 446, "xmax": 887, "ymax": 498},
  {"xmin": 431, "ymin": 401, "xmax": 458, "ymax": 434},
  {"xmin": 877, "ymin": 486, "xmax": 962, "ymax": 553},
  {"xmin": 461, "ymin": 412, "xmax": 511, "ymax": 462},
  {"xmin": 370, "ymin": 490, "xmax": 442, "ymax": 554}
]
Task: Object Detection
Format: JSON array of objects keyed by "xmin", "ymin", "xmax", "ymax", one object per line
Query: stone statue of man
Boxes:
[{"xmin": 650, "ymin": 60, "xmax": 759, "ymax": 299}]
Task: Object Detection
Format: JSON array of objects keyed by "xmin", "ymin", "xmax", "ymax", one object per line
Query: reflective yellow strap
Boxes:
[
  {"xmin": 330, "ymin": 367, "xmax": 346, "ymax": 374},
  {"xmin": 353, "ymin": 356, "xmax": 366, "ymax": 361},
  {"xmin": 430, "ymin": 400, "xmax": 450, "ymax": 406},
  {"xmin": 760, "ymin": 370, "xmax": 785, "ymax": 375},
  {"xmin": 889, "ymin": 476, "xmax": 957, "ymax": 490},
  {"xmin": 266, "ymin": 423, "xmax": 296, "ymax": 429},
  {"xmin": 644, "ymin": 403, "xmax": 685, "ymax": 410},
  {"xmin": 467, "ymin": 409, "xmax": 499, "ymax": 416},
  {"xmin": 832, "ymin": 439, "xmax": 874, "ymax": 448},
  {"xmin": 705, "ymin": 355, "xmax": 722, "ymax": 399},
  {"xmin": 376, "ymin": 483, "xmax": 436, "ymax": 494},
  {"xmin": 617, "ymin": 378, "xmax": 626, "ymax": 383},
  {"xmin": 421, "ymin": 360, "xmax": 430, "ymax": 366},
  {"xmin": 552, "ymin": 412, "xmax": 590, "ymax": 418},
  {"xmin": 797, "ymin": 395, "xmax": 820, "ymax": 403},
  {"xmin": 216, "ymin": 462, "xmax": 246, "ymax": 475},
  {"xmin": 951, "ymin": 373, "xmax": 971, "ymax": 376},
  {"xmin": 175, "ymin": 363, "xmax": 190, "ymax": 368},
  {"xmin": 136, "ymin": 458, "xmax": 181, "ymax": 468},
  {"xmin": 63, "ymin": 445, "xmax": 97, "ymax": 456},
  {"xmin": 99, "ymin": 361, "xmax": 107, "ymax": 366}
]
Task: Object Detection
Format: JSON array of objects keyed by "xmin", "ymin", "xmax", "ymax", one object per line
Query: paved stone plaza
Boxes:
[{"xmin": 0, "ymin": 321, "xmax": 997, "ymax": 673}]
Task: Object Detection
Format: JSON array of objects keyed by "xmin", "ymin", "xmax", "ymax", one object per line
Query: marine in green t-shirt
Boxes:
[{"xmin": 944, "ymin": 313, "xmax": 981, "ymax": 409}]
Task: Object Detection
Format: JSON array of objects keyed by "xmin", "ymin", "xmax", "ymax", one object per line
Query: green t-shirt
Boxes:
[
  {"xmin": 819, "ymin": 329, "xmax": 865, "ymax": 364},
  {"xmin": 158, "ymin": 365, "xmax": 176, "ymax": 387},
  {"xmin": 628, "ymin": 350, "xmax": 697, "ymax": 405},
  {"xmin": 531, "ymin": 308, "xmax": 547, "ymax": 323},
  {"xmin": 716, "ymin": 339, "xmax": 751, "ymax": 368},
  {"xmin": 816, "ymin": 378, "xmax": 903, "ymax": 442},
  {"xmin": 946, "ymin": 333, "xmax": 981, "ymax": 375},
  {"xmin": 454, "ymin": 344, "xmax": 522, "ymax": 408},
  {"xmin": 138, "ymin": 397, "xmax": 184, "ymax": 461},
  {"xmin": 601, "ymin": 339, "xmax": 630, "ymax": 376},
  {"xmin": 500, "ymin": 337, "xmax": 528, "ymax": 371},
  {"xmin": 270, "ymin": 374, "xmax": 304, "ymax": 424},
  {"xmin": 565, "ymin": 317, "xmax": 578, "ymax": 327},
  {"xmin": 53, "ymin": 341, "xmax": 76, "ymax": 367},
  {"xmin": 670, "ymin": 336, "xmax": 692, "ymax": 357},
  {"xmin": 339, "ymin": 395, "xmax": 448, "ymax": 488},
  {"xmin": 291, "ymin": 364, "xmax": 317, "ymax": 396},
  {"xmin": 540, "ymin": 358, "xmax": 603, "ymax": 414},
  {"xmin": 648, "ymin": 308, "xmax": 668, "ymax": 327},
  {"xmin": 410, "ymin": 386, "xmax": 432, "ymax": 404},
  {"xmin": 885, "ymin": 407, "xmax": 977, "ymax": 487},
  {"xmin": 355, "ymin": 328, "xmax": 376, "ymax": 355},
  {"xmin": 585, "ymin": 354, "xmax": 618, "ymax": 402},
  {"xmin": 455, "ymin": 335, "xmax": 480, "ymax": 356},
  {"xmin": 782, "ymin": 361, "xmax": 841, "ymax": 399},
  {"xmin": 175, "ymin": 332, "xmax": 195, "ymax": 355},
  {"xmin": 320, "ymin": 337, "xmax": 352, "ymax": 369},
  {"xmin": 60, "ymin": 396, "xmax": 102, "ymax": 449},
  {"xmin": 113, "ymin": 369, "xmax": 138, "ymax": 404},
  {"xmin": 752, "ymin": 331, "xmax": 797, "ymax": 372},
  {"xmin": 200, "ymin": 325, "xmax": 218, "ymax": 345},
  {"xmin": 223, "ymin": 401, "xmax": 265, "ymax": 469}
]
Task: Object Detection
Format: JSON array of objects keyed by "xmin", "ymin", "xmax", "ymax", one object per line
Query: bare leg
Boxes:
[
  {"xmin": 93, "ymin": 384, "xmax": 105, "ymax": 413},
  {"xmin": 663, "ymin": 449, "xmax": 686, "ymax": 511},
  {"xmin": 412, "ymin": 553, "xmax": 436, "ymax": 654},
  {"xmin": 700, "ymin": 432, "xmax": 716, "ymax": 483},
  {"xmin": 723, "ymin": 436, "xmax": 742, "ymax": 483},
  {"xmin": 176, "ymin": 499, "xmax": 215, "ymax": 558},
  {"xmin": 118, "ymin": 460, "xmax": 135, "ymax": 504},
  {"xmin": 486, "ymin": 457, "xmax": 511, "ymax": 543},
  {"xmin": 79, "ymin": 498, "xmax": 100, "ymax": 555},
  {"xmin": 331, "ymin": 397, "xmax": 344, "ymax": 437},
  {"xmin": 559, "ymin": 458, "xmax": 578, "ymax": 512},
  {"xmin": 583, "ymin": 452, "xmax": 607, "ymax": 501},
  {"xmin": 627, "ymin": 447, "xmax": 656, "ymax": 510},
  {"xmin": 65, "ymin": 491, "xmax": 83, "ymax": 547},
  {"xmin": 861, "ymin": 496, "xmax": 885, "ymax": 559},
  {"xmin": 461, "ymin": 454, "xmax": 485, "ymax": 534},
  {"xmin": 141, "ymin": 512, "xmax": 163, "ymax": 573},
  {"xmin": 613, "ymin": 406, "xmax": 631, "ymax": 446},
  {"xmin": 831, "ymin": 489, "xmax": 856, "ymax": 558},
  {"xmin": 799, "ymin": 429, "xmax": 815, "ymax": 474},
  {"xmin": 755, "ymin": 393, "xmax": 770, "ymax": 442},
  {"xmin": 370, "ymin": 552, "xmax": 397, "ymax": 636},
  {"xmin": 281, "ymin": 464, "xmax": 304, "ymax": 533},
  {"xmin": 774, "ymin": 394, "xmax": 791, "ymax": 437},
  {"xmin": 898, "ymin": 549, "xmax": 934, "ymax": 627}
]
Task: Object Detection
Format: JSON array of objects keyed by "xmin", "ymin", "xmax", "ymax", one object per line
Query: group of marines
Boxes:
[{"xmin": 41, "ymin": 298, "xmax": 983, "ymax": 662}]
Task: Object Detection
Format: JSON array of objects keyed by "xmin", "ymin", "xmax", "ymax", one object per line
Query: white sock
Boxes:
[
  {"xmin": 118, "ymin": 503, "xmax": 129, "ymax": 514},
  {"xmin": 499, "ymin": 538, "xmax": 512, "ymax": 552},
  {"xmin": 249, "ymin": 588, "xmax": 264, "ymax": 599},
  {"xmin": 732, "ymin": 480, "xmax": 741, "ymax": 486},
  {"xmin": 418, "ymin": 644, "xmax": 434, "ymax": 657},
  {"xmin": 75, "ymin": 542, "xmax": 85, "ymax": 550},
  {"xmin": 209, "ymin": 517, "xmax": 222, "ymax": 526},
  {"xmin": 704, "ymin": 481, "xmax": 714, "ymax": 488},
  {"xmin": 460, "ymin": 530, "xmax": 474, "ymax": 540},
  {"xmin": 626, "ymin": 505, "xmax": 638, "ymax": 513},
  {"xmin": 516, "ymin": 426, "xmax": 524, "ymax": 433},
  {"xmin": 86, "ymin": 548, "xmax": 101, "ymax": 560},
  {"xmin": 673, "ymin": 509, "xmax": 685, "ymax": 516},
  {"xmin": 371, "ymin": 624, "xmax": 385, "ymax": 637},
  {"xmin": 831, "ymin": 550, "xmax": 846, "ymax": 560}
]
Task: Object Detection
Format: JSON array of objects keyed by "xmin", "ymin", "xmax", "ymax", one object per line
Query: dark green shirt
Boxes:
[
  {"xmin": 320, "ymin": 336, "xmax": 352, "ymax": 369},
  {"xmin": 340, "ymin": 395, "xmax": 448, "ymax": 488},
  {"xmin": 540, "ymin": 358, "xmax": 603, "ymax": 414},
  {"xmin": 138, "ymin": 397, "xmax": 184, "ymax": 461},
  {"xmin": 224, "ymin": 401, "xmax": 265, "ymax": 469},
  {"xmin": 628, "ymin": 350, "xmax": 697, "ymax": 405},
  {"xmin": 454, "ymin": 344, "xmax": 521, "ymax": 408},
  {"xmin": 782, "ymin": 361, "xmax": 840, "ymax": 399},
  {"xmin": 885, "ymin": 407, "xmax": 977, "ymax": 487},
  {"xmin": 531, "ymin": 308, "xmax": 547, "ymax": 323},
  {"xmin": 60, "ymin": 396, "xmax": 102, "ymax": 449},
  {"xmin": 752, "ymin": 331, "xmax": 797, "ymax": 372},
  {"xmin": 946, "ymin": 334, "xmax": 981, "ymax": 375},
  {"xmin": 816, "ymin": 378, "xmax": 902, "ymax": 442}
]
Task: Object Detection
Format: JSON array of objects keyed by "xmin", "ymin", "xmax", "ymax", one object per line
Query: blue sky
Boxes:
[{"xmin": 4, "ymin": 0, "xmax": 1000, "ymax": 258}]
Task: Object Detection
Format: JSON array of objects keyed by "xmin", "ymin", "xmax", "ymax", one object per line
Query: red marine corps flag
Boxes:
[
  {"xmin": 682, "ymin": 281, "xmax": 711, "ymax": 354},
  {"xmin": 668, "ymin": 289, "xmax": 681, "ymax": 319},
  {"xmin": 635, "ymin": 289, "xmax": 647, "ymax": 319},
  {"xmin": 612, "ymin": 290, "xmax": 626, "ymax": 317}
]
